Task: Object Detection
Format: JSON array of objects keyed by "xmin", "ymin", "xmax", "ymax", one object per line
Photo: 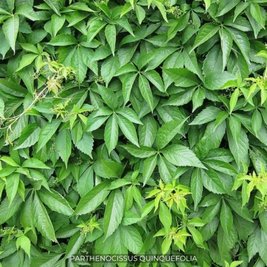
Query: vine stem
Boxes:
[{"xmin": 0, "ymin": 86, "xmax": 49, "ymax": 137}]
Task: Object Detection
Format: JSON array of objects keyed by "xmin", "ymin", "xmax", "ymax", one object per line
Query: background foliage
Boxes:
[{"xmin": 0, "ymin": 0, "xmax": 267, "ymax": 266}]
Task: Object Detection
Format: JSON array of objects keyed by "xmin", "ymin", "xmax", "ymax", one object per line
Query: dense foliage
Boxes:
[{"xmin": 0, "ymin": 0, "xmax": 267, "ymax": 266}]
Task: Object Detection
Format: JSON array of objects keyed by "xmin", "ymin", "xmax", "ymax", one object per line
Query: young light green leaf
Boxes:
[
  {"xmin": 159, "ymin": 202, "xmax": 172, "ymax": 230},
  {"xmin": 16, "ymin": 235, "xmax": 31, "ymax": 257}
]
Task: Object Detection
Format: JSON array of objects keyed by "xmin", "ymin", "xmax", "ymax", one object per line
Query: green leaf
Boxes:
[
  {"xmin": 105, "ymin": 24, "xmax": 116, "ymax": 55},
  {"xmin": 55, "ymin": 129, "xmax": 72, "ymax": 167},
  {"xmin": 121, "ymin": 225, "xmax": 143, "ymax": 254},
  {"xmin": 33, "ymin": 192, "xmax": 57, "ymax": 242},
  {"xmin": 203, "ymin": 0, "xmax": 211, "ymax": 10},
  {"xmin": 17, "ymin": 54, "xmax": 38, "ymax": 72},
  {"xmin": 259, "ymin": 212, "xmax": 267, "ymax": 233},
  {"xmin": 162, "ymin": 144, "xmax": 206, "ymax": 169},
  {"xmin": 250, "ymin": 3, "xmax": 265, "ymax": 29},
  {"xmin": 94, "ymin": 159, "xmax": 123, "ymax": 179},
  {"xmin": 87, "ymin": 19, "xmax": 106, "ymax": 42},
  {"xmin": 71, "ymin": 46, "xmax": 88, "ymax": 83},
  {"xmin": 144, "ymin": 70, "xmax": 165, "ymax": 92},
  {"xmin": 15, "ymin": 127, "xmax": 40, "ymax": 150},
  {"xmin": 154, "ymin": 0, "xmax": 168, "ymax": 22},
  {"xmin": 75, "ymin": 133, "xmax": 94, "ymax": 158},
  {"xmin": 219, "ymin": 28, "xmax": 233, "ymax": 70},
  {"xmin": 117, "ymin": 115, "xmax": 139, "ymax": 147},
  {"xmin": 123, "ymin": 144, "xmax": 157, "ymax": 158},
  {"xmin": 44, "ymin": 0, "xmax": 61, "ymax": 16},
  {"xmin": 142, "ymin": 154, "xmax": 157, "ymax": 185},
  {"xmin": 65, "ymin": 232, "xmax": 86, "ymax": 258},
  {"xmin": 156, "ymin": 117, "xmax": 187, "ymax": 149},
  {"xmin": 136, "ymin": 5, "xmax": 146, "ymax": 24},
  {"xmin": 188, "ymin": 226, "xmax": 206, "ymax": 249},
  {"xmin": 247, "ymin": 227, "xmax": 261, "ymax": 260},
  {"xmin": 191, "ymin": 23, "xmax": 220, "ymax": 51},
  {"xmin": 229, "ymin": 88, "xmax": 239, "ymax": 113},
  {"xmin": 228, "ymin": 28, "xmax": 250, "ymax": 64},
  {"xmin": 216, "ymin": 0, "xmax": 240, "ymax": 17},
  {"xmin": 159, "ymin": 202, "xmax": 172, "ymax": 230},
  {"xmin": 220, "ymin": 200, "xmax": 233, "ymax": 233},
  {"xmin": 22, "ymin": 158, "xmax": 50, "ymax": 169},
  {"xmin": 104, "ymin": 114, "xmax": 119, "ymax": 154},
  {"xmin": 190, "ymin": 107, "xmax": 220, "ymax": 125},
  {"xmin": 227, "ymin": 127, "xmax": 249, "ymax": 169},
  {"xmin": 138, "ymin": 75, "xmax": 154, "ymax": 112},
  {"xmin": 38, "ymin": 188, "xmax": 74, "ymax": 216},
  {"xmin": 120, "ymin": 73, "xmax": 137, "ymax": 104},
  {"xmin": 5, "ymin": 173, "xmax": 19, "ymax": 205},
  {"xmin": 37, "ymin": 120, "xmax": 61, "ymax": 151},
  {"xmin": 116, "ymin": 107, "xmax": 142, "ymax": 125},
  {"xmin": 3, "ymin": 14, "xmax": 19, "ymax": 53},
  {"xmin": 49, "ymin": 34, "xmax": 77, "ymax": 46},
  {"xmin": 0, "ymin": 156, "xmax": 19, "ymax": 167},
  {"xmin": 161, "ymin": 237, "xmax": 172, "ymax": 254},
  {"xmin": 252, "ymin": 109, "xmax": 262, "ymax": 135},
  {"xmin": 191, "ymin": 169, "xmax": 203, "ymax": 210},
  {"xmin": 202, "ymin": 169, "xmax": 226, "ymax": 194},
  {"xmin": 164, "ymin": 68, "xmax": 199, "ymax": 87},
  {"xmin": 16, "ymin": 235, "xmax": 31, "ymax": 257},
  {"xmin": 103, "ymin": 190, "xmax": 125, "ymax": 238},
  {"xmin": 75, "ymin": 182, "xmax": 110, "ymax": 215},
  {"xmin": 0, "ymin": 97, "xmax": 5, "ymax": 118},
  {"xmin": 0, "ymin": 195, "xmax": 22, "ymax": 224},
  {"xmin": 50, "ymin": 14, "xmax": 65, "ymax": 37},
  {"xmin": 204, "ymin": 71, "xmax": 236, "ymax": 90},
  {"xmin": 139, "ymin": 116, "xmax": 157, "ymax": 147}
]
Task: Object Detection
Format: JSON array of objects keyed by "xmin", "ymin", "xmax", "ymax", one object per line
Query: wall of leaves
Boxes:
[{"xmin": 0, "ymin": 0, "xmax": 267, "ymax": 266}]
